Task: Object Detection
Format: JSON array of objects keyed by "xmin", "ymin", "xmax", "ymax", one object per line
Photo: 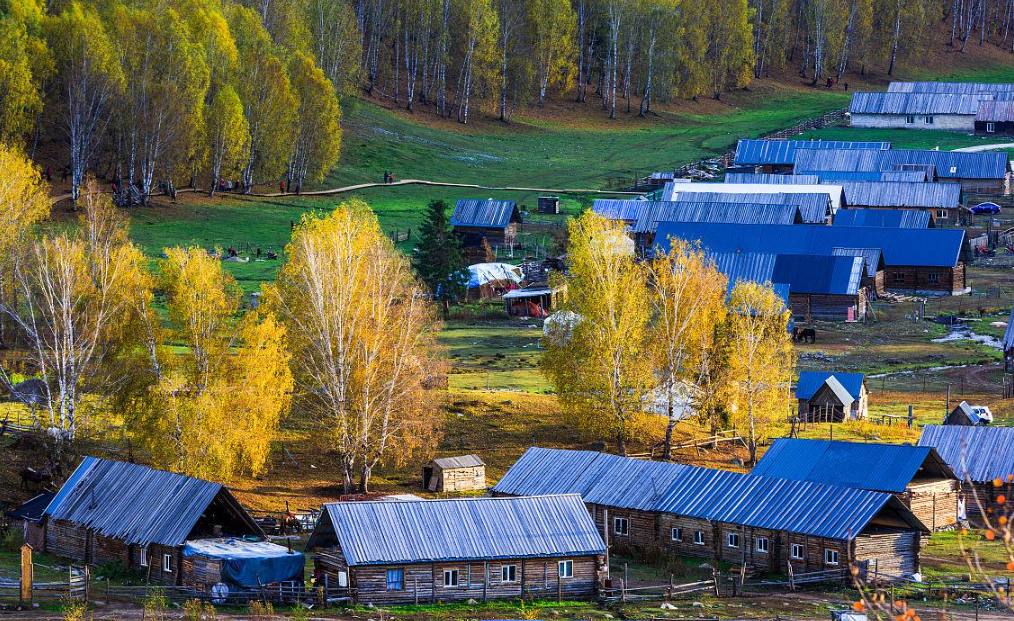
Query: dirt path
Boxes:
[{"xmin": 954, "ymin": 143, "xmax": 1014, "ymax": 153}]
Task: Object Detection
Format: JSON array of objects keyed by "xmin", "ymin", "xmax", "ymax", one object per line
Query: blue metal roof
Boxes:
[
  {"xmin": 45, "ymin": 457, "xmax": 258, "ymax": 547},
  {"xmin": 733, "ymin": 139, "xmax": 891, "ymax": 166},
  {"xmin": 772, "ymin": 254, "xmax": 865, "ymax": 296},
  {"xmin": 653, "ymin": 222, "xmax": 967, "ymax": 268},
  {"xmin": 708, "ymin": 252, "xmax": 788, "ymax": 307},
  {"xmin": 889, "ymin": 81, "xmax": 1014, "ymax": 94},
  {"xmin": 826, "ymin": 181, "xmax": 960, "ymax": 209},
  {"xmin": 1004, "ymin": 305, "xmax": 1014, "ymax": 350},
  {"xmin": 725, "ymin": 173, "xmax": 821, "ymax": 184},
  {"xmin": 795, "ymin": 148, "xmax": 1009, "ymax": 181},
  {"xmin": 495, "ymin": 448, "xmax": 928, "ymax": 541},
  {"xmin": 796, "ymin": 371, "xmax": 865, "ymax": 400},
  {"xmin": 591, "ymin": 199, "xmax": 647, "ymax": 223},
  {"xmin": 918, "ymin": 425, "xmax": 1014, "ymax": 483},
  {"xmin": 816, "ymin": 171, "xmax": 928, "ymax": 182},
  {"xmin": 751, "ymin": 439, "xmax": 954, "ymax": 494},
  {"xmin": 850, "ymin": 92, "xmax": 988, "ymax": 115},
  {"xmin": 833, "ymin": 209, "xmax": 932, "ymax": 229},
  {"xmin": 831, "ymin": 247, "xmax": 884, "ymax": 277},
  {"xmin": 658, "ymin": 190, "xmax": 832, "ymax": 224},
  {"xmin": 5, "ymin": 492, "xmax": 55, "ymax": 522},
  {"xmin": 451, "ymin": 199, "xmax": 518, "ymax": 228},
  {"xmin": 633, "ymin": 201, "xmax": 802, "ymax": 233},
  {"xmin": 311, "ymin": 495, "xmax": 606, "ymax": 566}
]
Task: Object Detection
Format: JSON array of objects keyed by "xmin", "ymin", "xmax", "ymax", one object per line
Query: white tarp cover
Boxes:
[{"xmin": 466, "ymin": 263, "xmax": 524, "ymax": 288}]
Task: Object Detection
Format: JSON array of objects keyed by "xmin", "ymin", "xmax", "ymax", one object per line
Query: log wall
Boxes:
[
  {"xmin": 902, "ymin": 479, "xmax": 959, "ymax": 530},
  {"xmin": 430, "ymin": 465, "xmax": 486, "ymax": 492},
  {"xmin": 854, "ymin": 530, "xmax": 919, "ymax": 576},
  {"xmin": 884, "ymin": 264, "xmax": 965, "ymax": 294},
  {"xmin": 590, "ymin": 505, "xmax": 658, "ymax": 551}
]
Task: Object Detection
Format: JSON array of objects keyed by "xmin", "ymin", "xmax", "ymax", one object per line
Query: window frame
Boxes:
[
  {"xmin": 924, "ymin": 115, "xmax": 934, "ymax": 124},
  {"xmin": 725, "ymin": 532, "xmax": 740, "ymax": 549},
  {"xmin": 558, "ymin": 560, "xmax": 573, "ymax": 579},
  {"xmin": 935, "ymin": 209, "xmax": 949, "ymax": 219},
  {"xmin": 139, "ymin": 547, "xmax": 148, "ymax": 567},
  {"xmin": 892, "ymin": 272, "xmax": 905, "ymax": 283},
  {"xmin": 386, "ymin": 568, "xmax": 405, "ymax": 591},
  {"xmin": 501, "ymin": 564, "xmax": 518, "ymax": 583},
  {"xmin": 824, "ymin": 549, "xmax": 840, "ymax": 566},
  {"xmin": 928, "ymin": 273, "xmax": 940, "ymax": 284},
  {"xmin": 790, "ymin": 543, "xmax": 805, "ymax": 560},
  {"xmin": 905, "ymin": 115, "xmax": 915, "ymax": 124},
  {"xmin": 755, "ymin": 537, "xmax": 769, "ymax": 553},
  {"xmin": 613, "ymin": 517, "xmax": 629, "ymax": 536},
  {"xmin": 443, "ymin": 568, "xmax": 459, "ymax": 587},
  {"xmin": 693, "ymin": 530, "xmax": 705, "ymax": 546},
  {"xmin": 987, "ymin": 122, "xmax": 997, "ymax": 133},
  {"xmin": 670, "ymin": 527, "xmax": 683, "ymax": 542},
  {"xmin": 163, "ymin": 553, "xmax": 173, "ymax": 573}
]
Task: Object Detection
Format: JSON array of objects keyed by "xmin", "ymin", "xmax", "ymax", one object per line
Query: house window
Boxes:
[
  {"xmin": 988, "ymin": 122, "xmax": 997, "ymax": 133},
  {"xmin": 892, "ymin": 272, "xmax": 905, "ymax": 283},
  {"xmin": 443, "ymin": 569, "xmax": 459, "ymax": 587},
  {"xmin": 163, "ymin": 553, "xmax": 173, "ymax": 573},
  {"xmin": 139, "ymin": 547, "xmax": 148, "ymax": 567},
  {"xmin": 936, "ymin": 209, "xmax": 949, "ymax": 219},
  {"xmin": 755, "ymin": 537, "xmax": 770, "ymax": 553},
  {"xmin": 614, "ymin": 517, "xmax": 629, "ymax": 536},
  {"xmin": 501, "ymin": 564, "xmax": 517, "ymax": 583},
  {"xmin": 726, "ymin": 532, "xmax": 740, "ymax": 549},
  {"xmin": 825, "ymin": 549, "xmax": 840, "ymax": 566},
  {"xmin": 671, "ymin": 527, "xmax": 683, "ymax": 542},
  {"xmin": 905, "ymin": 115, "xmax": 915, "ymax": 124},
  {"xmin": 928, "ymin": 273, "xmax": 940, "ymax": 284},
  {"xmin": 558, "ymin": 560, "xmax": 573, "ymax": 579},
  {"xmin": 924, "ymin": 116, "xmax": 934, "ymax": 124},
  {"xmin": 386, "ymin": 568, "xmax": 404, "ymax": 591},
  {"xmin": 791, "ymin": 544, "xmax": 805, "ymax": 560},
  {"xmin": 693, "ymin": 531, "xmax": 705, "ymax": 545}
]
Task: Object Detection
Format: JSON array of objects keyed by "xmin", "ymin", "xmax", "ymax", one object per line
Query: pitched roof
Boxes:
[
  {"xmin": 4, "ymin": 492, "xmax": 55, "ymax": 523},
  {"xmin": 663, "ymin": 182, "xmax": 843, "ymax": 213},
  {"xmin": 451, "ymin": 199, "xmax": 518, "ymax": 228},
  {"xmin": 653, "ymin": 222, "xmax": 967, "ymax": 268},
  {"xmin": 889, "ymin": 81, "xmax": 1014, "ymax": 94},
  {"xmin": 825, "ymin": 181, "xmax": 960, "ymax": 209},
  {"xmin": 850, "ymin": 92, "xmax": 988, "ymax": 115},
  {"xmin": 308, "ymin": 495, "xmax": 606, "ymax": 566},
  {"xmin": 815, "ymin": 170, "xmax": 929, "ymax": 182},
  {"xmin": 977, "ymin": 100, "xmax": 1014, "ymax": 123},
  {"xmin": 751, "ymin": 439, "xmax": 955, "ymax": 493},
  {"xmin": 591, "ymin": 199, "xmax": 647, "ymax": 223},
  {"xmin": 918, "ymin": 425, "xmax": 1014, "ymax": 483},
  {"xmin": 633, "ymin": 200, "xmax": 802, "ymax": 233},
  {"xmin": 821, "ymin": 376, "xmax": 856, "ymax": 408},
  {"xmin": 494, "ymin": 448, "xmax": 928, "ymax": 540},
  {"xmin": 833, "ymin": 210, "xmax": 932, "ymax": 229},
  {"xmin": 772, "ymin": 254, "xmax": 865, "ymax": 296},
  {"xmin": 794, "ymin": 148, "xmax": 1009, "ymax": 181},
  {"xmin": 45, "ymin": 457, "xmax": 259, "ymax": 547},
  {"xmin": 707, "ymin": 252, "xmax": 789, "ymax": 308},
  {"xmin": 725, "ymin": 173, "xmax": 821, "ymax": 184},
  {"xmin": 654, "ymin": 190, "xmax": 831, "ymax": 224},
  {"xmin": 832, "ymin": 247, "xmax": 884, "ymax": 277},
  {"xmin": 733, "ymin": 139, "xmax": 890, "ymax": 166},
  {"xmin": 796, "ymin": 371, "xmax": 866, "ymax": 400},
  {"xmin": 431, "ymin": 454, "xmax": 484, "ymax": 469}
]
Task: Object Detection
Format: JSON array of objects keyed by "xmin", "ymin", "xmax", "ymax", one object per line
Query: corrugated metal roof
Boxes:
[
  {"xmin": 794, "ymin": 148, "xmax": 1009, "ymax": 181},
  {"xmin": 733, "ymin": 139, "xmax": 890, "ymax": 166},
  {"xmin": 591, "ymin": 199, "xmax": 647, "ymax": 223},
  {"xmin": 833, "ymin": 210, "xmax": 932, "ymax": 229},
  {"xmin": 882, "ymin": 171, "xmax": 932, "ymax": 182},
  {"xmin": 706, "ymin": 252, "xmax": 788, "ymax": 308},
  {"xmin": 850, "ymin": 92, "xmax": 988, "ymax": 115},
  {"xmin": 663, "ymin": 183, "xmax": 843, "ymax": 213},
  {"xmin": 311, "ymin": 495, "xmax": 606, "ymax": 566},
  {"xmin": 824, "ymin": 181, "xmax": 960, "ymax": 209},
  {"xmin": 977, "ymin": 100, "xmax": 1014, "ymax": 122},
  {"xmin": 431, "ymin": 454, "xmax": 484, "ymax": 469},
  {"xmin": 495, "ymin": 448, "xmax": 927, "ymax": 541},
  {"xmin": 725, "ymin": 173, "xmax": 821, "ymax": 184},
  {"xmin": 772, "ymin": 254, "xmax": 864, "ymax": 296},
  {"xmin": 751, "ymin": 439, "xmax": 954, "ymax": 494},
  {"xmin": 451, "ymin": 199, "xmax": 518, "ymax": 228},
  {"xmin": 832, "ymin": 247, "xmax": 883, "ymax": 277},
  {"xmin": 823, "ymin": 376, "xmax": 856, "ymax": 408},
  {"xmin": 45, "ymin": 457, "xmax": 257, "ymax": 547},
  {"xmin": 918, "ymin": 425, "xmax": 1014, "ymax": 483},
  {"xmin": 5, "ymin": 492, "xmax": 55, "ymax": 522},
  {"xmin": 654, "ymin": 222, "xmax": 966, "ymax": 268},
  {"xmin": 656, "ymin": 190, "xmax": 831, "ymax": 223},
  {"xmin": 889, "ymin": 81, "xmax": 1014, "ymax": 94},
  {"xmin": 796, "ymin": 371, "xmax": 866, "ymax": 400},
  {"xmin": 1003, "ymin": 306, "xmax": 1014, "ymax": 350},
  {"xmin": 633, "ymin": 201, "xmax": 801, "ymax": 233},
  {"xmin": 815, "ymin": 171, "xmax": 921, "ymax": 182}
]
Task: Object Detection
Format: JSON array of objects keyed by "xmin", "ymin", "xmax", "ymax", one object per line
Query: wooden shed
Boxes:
[
  {"xmin": 422, "ymin": 455, "xmax": 486, "ymax": 492},
  {"xmin": 795, "ymin": 371, "xmax": 868, "ymax": 422},
  {"xmin": 305, "ymin": 495, "xmax": 605, "ymax": 605},
  {"xmin": 3, "ymin": 491, "xmax": 52, "ymax": 550},
  {"xmin": 451, "ymin": 199, "xmax": 522, "ymax": 248},
  {"xmin": 919, "ymin": 425, "xmax": 1014, "ymax": 521}
]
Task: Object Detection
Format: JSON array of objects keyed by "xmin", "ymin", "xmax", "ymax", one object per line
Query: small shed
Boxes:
[
  {"xmin": 422, "ymin": 455, "xmax": 486, "ymax": 492},
  {"xmin": 451, "ymin": 199, "xmax": 522, "ymax": 247},
  {"xmin": 3, "ymin": 492, "xmax": 53, "ymax": 549},
  {"xmin": 503, "ymin": 283, "xmax": 566, "ymax": 318},
  {"xmin": 796, "ymin": 371, "xmax": 868, "ymax": 422},
  {"xmin": 537, "ymin": 196, "xmax": 560, "ymax": 214},
  {"xmin": 943, "ymin": 401, "xmax": 993, "ymax": 426}
]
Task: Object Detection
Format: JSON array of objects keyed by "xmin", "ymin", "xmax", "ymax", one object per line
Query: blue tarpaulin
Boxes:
[{"xmin": 183, "ymin": 538, "xmax": 305, "ymax": 588}]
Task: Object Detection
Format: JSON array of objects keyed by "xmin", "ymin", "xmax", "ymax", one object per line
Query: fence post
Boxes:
[
  {"xmin": 19, "ymin": 543, "xmax": 32, "ymax": 609},
  {"xmin": 908, "ymin": 405, "xmax": 914, "ymax": 429},
  {"xmin": 620, "ymin": 578, "xmax": 626, "ymax": 603},
  {"xmin": 84, "ymin": 566, "xmax": 90, "ymax": 604}
]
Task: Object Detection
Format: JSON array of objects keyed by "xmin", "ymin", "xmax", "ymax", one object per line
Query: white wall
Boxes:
[{"xmin": 851, "ymin": 113, "xmax": 975, "ymax": 131}]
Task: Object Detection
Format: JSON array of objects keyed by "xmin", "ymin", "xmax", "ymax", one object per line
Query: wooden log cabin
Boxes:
[
  {"xmin": 451, "ymin": 199, "xmax": 522, "ymax": 248},
  {"xmin": 919, "ymin": 425, "xmax": 1014, "ymax": 521},
  {"xmin": 493, "ymin": 447, "xmax": 929, "ymax": 578},
  {"xmin": 304, "ymin": 495, "xmax": 606, "ymax": 606},
  {"xmin": 751, "ymin": 438, "xmax": 960, "ymax": 531},
  {"xmin": 41, "ymin": 457, "xmax": 303, "ymax": 589},
  {"xmin": 421, "ymin": 455, "xmax": 486, "ymax": 492},
  {"xmin": 795, "ymin": 371, "xmax": 869, "ymax": 422}
]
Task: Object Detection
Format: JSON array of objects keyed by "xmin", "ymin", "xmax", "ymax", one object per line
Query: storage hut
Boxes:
[
  {"xmin": 849, "ymin": 92, "xmax": 987, "ymax": 131},
  {"xmin": 42, "ymin": 457, "xmax": 302, "ymax": 589},
  {"xmin": 824, "ymin": 181, "xmax": 961, "ymax": 223},
  {"xmin": 304, "ymin": 495, "xmax": 606, "ymax": 605},
  {"xmin": 918, "ymin": 425, "xmax": 1014, "ymax": 520},
  {"xmin": 537, "ymin": 196, "xmax": 560, "ymax": 214},
  {"xmin": 654, "ymin": 222, "xmax": 969, "ymax": 295},
  {"xmin": 451, "ymin": 199, "xmax": 522, "ymax": 247},
  {"xmin": 943, "ymin": 401, "xmax": 993, "ymax": 426},
  {"xmin": 795, "ymin": 371, "xmax": 868, "ymax": 421},
  {"xmin": 751, "ymin": 438, "xmax": 960, "ymax": 530},
  {"xmin": 833, "ymin": 209, "xmax": 933, "ymax": 229},
  {"xmin": 421, "ymin": 455, "xmax": 486, "ymax": 492},
  {"xmin": 503, "ymin": 283, "xmax": 566, "ymax": 318},
  {"xmin": 4, "ymin": 492, "xmax": 53, "ymax": 549},
  {"xmin": 732, "ymin": 139, "xmax": 891, "ymax": 174},
  {"xmin": 494, "ymin": 448, "xmax": 929, "ymax": 577}
]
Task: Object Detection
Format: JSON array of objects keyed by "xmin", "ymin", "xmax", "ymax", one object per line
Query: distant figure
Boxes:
[
  {"xmin": 825, "ymin": 77, "xmax": 833, "ymax": 89},
  {"xmin": 389, "ymin": 171, "xmax": 395, "ymax": 183},
  {"xmin": 384, "ymin": 171, "xmax": 390, "ymax": 183},
  {"xmin": 844, "ymin": 82, "xmax": 849, "ymax": 91},
  {"xmin": 290, "ymin": 220, "xmax": 295, "ymax": 230},
  {"xmin": 280, "ymin": 180, "xmax": 286, "ymax": 193},
  {"xmin": 61, "ymin": 168, "xmax": 68, "ymax": 182},
  {"xmin": 256, "ymin": 248, "xmax": 261, "ymax": 258},
  {"xmin": 45, "ymin": 167, "xmax": 52, "ymax": 181}
]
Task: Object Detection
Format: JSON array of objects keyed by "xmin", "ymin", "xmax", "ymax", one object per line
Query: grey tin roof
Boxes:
[
  {"xmin": 309, "ymin": 495, "xmax": 605, "ymax": 566},
  {"xmin": 833, "ymin": 210, "xmax": 932, "ymax": 229},
  {"xmin": 633, "ymin": 201, "xmax": 802, "ymax": 233},
  {"xmin": 733, "ymin": 139, "xmax": 890, "ymax": 166},
  {"xmin": 663, "ymin": 183, "xmax": 843, "ymax": 214},
  {"xmin": 889, "ymin": 81, "xmax": 1014, "ymax": 94},
  {"xmin": 45, "ymin": 457, "xmax": 259, "ymax": 547},
  {"xmin": 825, "ymin": 181, "xmax": 961, "ymax": 209},
  {"xmin": 725, "ymin": 173, "xmax": 821, "ymax": 184},
  {"xmin": 977, "ymin": 101, "xmax": 1014, "ymax": 122},
  {"xmin": 794, "ymin": 148, "xmax": 1009, "ymax": 181},
  {"xmin": 431, "ymin": 454, "xmax": 484, "ymax": 469},
  {"xmin": 850, "ymin": 92, "xmax": 987, "ymax": 115},
  {"xmin": 751, "ymin": 439, "xmax": 955, "ymax": 494},
  {"xmin": 831, "ymin": 247, "xmax": 884, "ymax": 277},
  {"xmin": 918, "ymin": 425, "xmax": 1014, "ymax": 483},
  {"xmin": 592, "ymin": 199, "xmax": 647, "ymax": 223},
  {"xmin": 451, "ymin": 199, "xmax": 518, "ymax": 228},
  {"xmin": 657, "ymin": 190, "xmax": 831, "ymax": 224}
]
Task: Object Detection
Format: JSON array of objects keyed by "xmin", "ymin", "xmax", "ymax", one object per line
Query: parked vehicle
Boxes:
[{"xmin": 969, "ymin": 202, "xmax": 1001, "ymax": 215}]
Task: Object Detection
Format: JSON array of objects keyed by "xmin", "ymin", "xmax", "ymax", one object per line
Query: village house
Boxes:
[
  {"xmin": 919, "ymin": 425, "xmax": 1014, "ymax": 520},
  {"xmin": 661, "ymin": 183, "xmax": 843, "ymax": 221},
  {"xmin": 421, "ymin": 455, "xmax": 486, "ymax": 492},
  {"xmin": 304, "ymin": 495, "xmax": 606, "ymax": 605},
  {"xmin": 888, "ymin": 81, "xmax": 1014, "ymax": 94},
  {"xmin": 493, "ymin": 448, "xmax": 928, "ymax": 577},
  {"xmin": 974, "ymin": 101, "xmax": 1014, "ymax": 136},
  {"xmin": 632, "ymin": 201, "xmax": 803, "ymax": 250},
  {"xmin": 451, "ymin": 199, "xmax": 522, "ymax": 248},
  {"xmin": 794, "ymin": 371, "xmax": 869, "ymax": 421},
  {"xmin": 825, "ymin": 181, "xmax": 961, "ymax": 223},
  {"xmin": 591, "ymin": 199, "xmax": 647, "ymax": 229},
  {"xmin": 42, "ymin": 457, "xmax": 303, "ymax": 590},
  {"xmin": 832, "ymin": 209, "xmax": 933, "ymax": 229},
  {"xmin": 731, "ymin": 139, "xmax": 891, "ymax": 174},
  {"xmin": 849, "ymin": 92, "xmax": 987, "ymax": 132},
  {"xmin": 751, "ymin": 438, "xmax": 960, "ymax": 530}
]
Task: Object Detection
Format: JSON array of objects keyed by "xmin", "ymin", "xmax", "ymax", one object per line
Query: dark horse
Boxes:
[{"xmin": 793, "ymin": 327, "xmax": 816, "ymax": 344}]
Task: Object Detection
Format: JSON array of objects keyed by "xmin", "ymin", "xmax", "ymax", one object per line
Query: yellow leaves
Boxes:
[{"xmin": 0, "ymin": 142, "xmax": 49, "ymax": 254}]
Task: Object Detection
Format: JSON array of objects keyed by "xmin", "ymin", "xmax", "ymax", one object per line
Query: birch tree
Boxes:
[
  {"xmin": 287, "ymin": 52, "xmax": 342, "ymax": 192},
  {"xmin": 527, "ymin": 0, "xmax": 577, "ymax": 105},
  {"xmin": 205, "ymin": 85, "xmax": 250, "ymax": 196},
  {"xmin": 307, "ymin": 0, "xmax": 362, "ymax": 94}
]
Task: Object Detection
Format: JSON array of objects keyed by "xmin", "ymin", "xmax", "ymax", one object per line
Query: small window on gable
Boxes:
[
  {"xmin": 791, "ymin": 543, "xmax": 804, "ymax": 560},
  {"xmin": 671, "ymin": 527, "xmax": 683, "ymax": 542}
]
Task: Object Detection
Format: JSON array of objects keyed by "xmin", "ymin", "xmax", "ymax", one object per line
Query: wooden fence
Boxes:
[{"xmin": 0, "ymin": 573, "xmax": 87, "ymax": 605}]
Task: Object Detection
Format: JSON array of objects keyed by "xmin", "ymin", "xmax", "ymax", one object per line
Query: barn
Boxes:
[
  {"xmin": 632, "ymin": 201, "xmax": 803, "ymax": 250},
  {"xmin": 833, "ymin": 209, "xmax": 933, "ymax": 229},
  {"xmin": 751, "ymin": 438, "xmax": 960, "ymax": 530},
  {"xmin": 794, "ymin": 371, "xmax": 869, "ymax": 421},
  {"xmin": 421, "ymin": 455, "xmax": 486, "ymax": 492},
  {"xmin": 451, "ymin": 199, "xmax": 522, "ymax": 247},
  {"xmin": 849, "ymin": 92, "xmax": 986, "ymax": 132},
  {"xmin": 732, "ymin": 139, "xmax": 891, "ymax": 174},
  {"xmin": 304, "ymin": 495, "xmax": 606, "ymax": 605},
  {"xmin": 825, "ymin": 181, "xmax": 961, "ymax": 223},
  {"xmin": 918, "ymin": 425, "xmax": 1014, "ymax": 520},
  {"xmin": 494, "ymin": 448, "xmax": 928, "ymax": 577},
  {"xmin": 42, "ymin": 457, "xmax": 303, "ymax": 589}
]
